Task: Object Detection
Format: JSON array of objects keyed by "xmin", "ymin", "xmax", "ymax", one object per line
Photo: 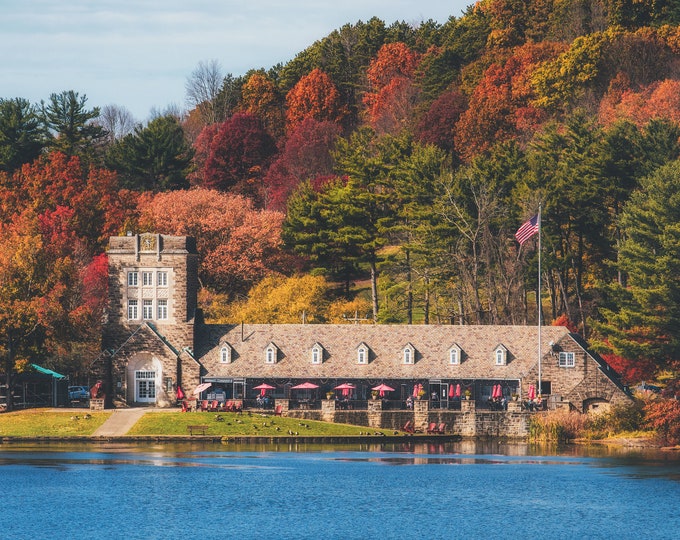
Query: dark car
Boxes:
[{"xmin": 68, "ymin": 386, "xmax": 90, "ymax": 401}]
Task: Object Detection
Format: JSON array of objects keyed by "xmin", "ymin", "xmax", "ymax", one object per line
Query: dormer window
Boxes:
[
  {"xmin": 449, "ymin": 344, "xmax": 461, "ymax": 365},
  {"xmin": 494, "ymin": 345, "xmax": 508, "ymax": 366},
  {"xmin": 220, "ymin": 343, "xmax": 232, "ymax": 364},
  {"xmin": 265, "ymin": 343, "xmax": 278, "ymax": 364},
  {"xmin": 311, "ymin": 343, "xmax": 324, "ymax": 365},
  {"xmin": 357, "ymin": 343, "xmax": 369, "ymax": 364},
  {"xmin": 403, "ymin": 343, "xmax": 415, "ymax": 364}
]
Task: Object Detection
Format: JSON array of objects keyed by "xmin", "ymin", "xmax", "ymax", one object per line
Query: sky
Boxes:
[{"xmin": 1, "ymin": 1, "xmax": 473, "ymax": 122}]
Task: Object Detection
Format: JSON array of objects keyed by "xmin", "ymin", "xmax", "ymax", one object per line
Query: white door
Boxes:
[{"xmin": 135, "ymin": 370, "xmax": 156, "ymax": 403}]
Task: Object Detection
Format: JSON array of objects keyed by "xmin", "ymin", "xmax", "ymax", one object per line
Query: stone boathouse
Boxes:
[{"xmin": 100, "ymin": 233, "xmax": 632, "ymax": 436}]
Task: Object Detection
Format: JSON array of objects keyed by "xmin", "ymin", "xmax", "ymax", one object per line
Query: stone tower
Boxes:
[{"xmin": 102, "ymin": 233, "xmax": 200, "ymax": 407}]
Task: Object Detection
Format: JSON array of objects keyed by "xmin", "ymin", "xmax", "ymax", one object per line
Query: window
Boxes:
[
  {"xmin": 143, "ymin": 299, "xmax": 153, "ymax": 320},
  {"xmin": 157, "ymin": 299, "xmax": 168, "ymax": 320},
  {"xmin": 127, "ymin": 271, "xmax": 138, "ymax": 286},
  {"xmin": 220, "ymin": 345, "xmax": 231, "ymax": 363},
  {"xmin": 127, "ymin": 299, "xmax": 138, "ymax": 320},
  {"xmin": 495, "ymin": 346, "xmax": 507, "ymax": 366},
  {"xmin": 558, "ymin": 352, "xmax": 575, "ymax": 367},
  {"xmin": 449, "ymin": 348, "xmax": 459, "ymax": 365},
  {"xmin": 157, "ymin": 271, "xmax": 168, "ymax": 286},
  {"xmin": 403, "ymin": 346, "xmax": 414, "ymax": 364},
  {"xmin": 311, "ymin": 346, "xmax": 322, "ymax": 364},
  {"xmin": 135, "ymin": 370, "xmax": 156, "ymax": 402},
  {"xmin": 265, "ymin": 345, "xmax": 277, "ymax": 364},
  {"xmin": 357, "ymin": 346, "xmax": 367, "ymax": 364},
  {"xmin": 142, "ymin": 271, "xmax": 153, "ymax": 286}
]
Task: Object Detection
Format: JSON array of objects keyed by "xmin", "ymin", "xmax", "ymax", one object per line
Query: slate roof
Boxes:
[{"xmin": 196, "ymin": 323, "xmax": 572, "ymax": 381}]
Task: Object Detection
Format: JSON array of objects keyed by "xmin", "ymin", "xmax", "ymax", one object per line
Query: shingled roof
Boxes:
[{"xmin": 196, "ymin": 323, "xmax": 573, "ymax": 381}]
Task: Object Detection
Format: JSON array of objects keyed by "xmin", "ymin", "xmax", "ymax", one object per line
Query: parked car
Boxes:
[{"xmin": 68, "ymin": 386, "xmax": 90, "ymax": 401}]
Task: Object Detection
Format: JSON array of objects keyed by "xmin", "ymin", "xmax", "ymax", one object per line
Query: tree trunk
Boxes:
[{"xmin": 370, "ymin": 260, "xmax": 379, "ymax": 321}]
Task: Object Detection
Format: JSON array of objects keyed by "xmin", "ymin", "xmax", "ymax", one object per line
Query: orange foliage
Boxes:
[
  {"xmin": 599, "ymin": 79, "xmax": 680, "ymax": 127},
  {"xmin": 241, "ymin": 72, "xmax": 285, "ymax": 138},
  {"xmin": 601, "ymin": 352, "xmax": 656, "ymax": 385},
  {"xmin": 285, "ymin": 68, "xmax": 346, "ymax": 129},
  {"xmin": 551, "ymin": 314, "xmax": 579, "ymax": 333},
  {"xmin": 644, "ymin": 399, "xmax": 680, "ymax": 445}
]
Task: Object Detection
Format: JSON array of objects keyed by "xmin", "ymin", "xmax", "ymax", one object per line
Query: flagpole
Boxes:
[{"xmin": 537, "ymin": 204, "xmax": 542, "ymax": 397}]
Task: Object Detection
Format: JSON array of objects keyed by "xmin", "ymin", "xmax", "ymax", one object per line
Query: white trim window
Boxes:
[
  {"xmin": 265, "ymin": 344, "xmax": 277, "ymax": 364},
  {"xmin": 157, "ymin": 271, "xmax": 168, "ymax": 287},
  {"xmin": 311, "ymin": 344, "xmax": 323, "ymax": 364},
  {"xmin": 127, "ymin": 299, "xmax": 138, "ymax": 320},
  {"xmin": 157, "ymin": 299, "xmax": 168, "ymax": 320},
  {"xmin": 403, "ymin": 344, "xmax": 415, "ymax": 365},
  {"xmin": 357, "ymin": 344, "xmax": 368, "ymax": 365},
  {"xmin": 449, "ymin": 346, "xmax": 460, "ymax": 365},
  {"xmin": 127, "ymin": 271, "xmax": 138, "ymax": 286},
  {"xmin": 143, "ymin": 299, "xmax": 153, "ymax": 320},
  {"xmin": 558, "ymin": 351, "xmax": 576, "ymax": 367},
  {"xmin": 495, "ymin": 346, "xmax": 507, "ymax": 366},
  {"xmin": 220, "ymin": 344, "xmax": 232, "ymax": 364},
  {"xmin": 142, "ymin": 271, "xmax": 153, "ymax": 286}
]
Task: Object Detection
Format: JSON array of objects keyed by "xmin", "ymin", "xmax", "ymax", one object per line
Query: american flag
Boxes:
[{"xmin": 515, "ymin": 214, "xmax": 539, "ymax": 245}]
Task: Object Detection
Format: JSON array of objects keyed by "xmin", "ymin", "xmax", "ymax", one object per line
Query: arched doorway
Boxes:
[{"xmin": 127, "ymin": 354, "xmax": 162, "ymax": 405}]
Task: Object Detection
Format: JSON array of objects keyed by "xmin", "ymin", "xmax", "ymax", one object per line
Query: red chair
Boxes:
[
  {"xmin": 200, "ymin": 400, "xmax": 209, "ymax": 411},
  {"xmin": 274, "ymin": 405, "xmax": 283, "ymax": 416},
  {"xmin": 426, "ymin": 422, "xmax": 438, "ymax": 434},
  {"xmin": 402, "ymin": 420, "xmax": 414, "ymax": 433},
  {"xmin": 180, "ymin": 401, "xmax": 190, "ymax": 412},
  {"xmin": 209, "ymin": 400, "xmax": 219, "ymax": 412},
  {"xmin": 436, "ymin": 422, "xmax": 446, "ymax": 434}
]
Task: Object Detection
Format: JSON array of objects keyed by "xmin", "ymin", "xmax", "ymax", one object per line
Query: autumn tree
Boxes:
[
  {"xmin": 137, "ymin": 188, "xmax": 294, "ymax": 297},
  {"xmin": 262, "ymin": 118, "xmax": 340, "ymax": 211},
  {"xmin": 240, "ymin": 71, "xmax": 285, "ymax": 138},
  {"xmin": 185, "ymin": 59, "xmax": 227, "ymax": 125},
  {"xmin": 201, "ymin": 112, "xmax": 276, "ymax": 205},
  {"xmin": 414, "ymin": 88, "xmax": 467, "ymax": 155},
  {"xmin": 285, "ymin": 68, "xmax": 346, "ymax": 129}
]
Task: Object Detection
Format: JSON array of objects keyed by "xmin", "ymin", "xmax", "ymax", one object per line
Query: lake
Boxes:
[{"xmin": 0, "ymin": 440, "xmax": 678, "ymax": 540}]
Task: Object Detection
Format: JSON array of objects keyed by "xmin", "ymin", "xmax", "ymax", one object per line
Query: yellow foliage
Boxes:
[{"xmin": 326, "ymin": 297, "xmax": 373, "ymax": 324}]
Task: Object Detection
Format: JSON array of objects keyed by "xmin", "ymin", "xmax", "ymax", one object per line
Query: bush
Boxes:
[
  {"xmin": 529, "ymin": 409, "xmax": 588, "ymax": 442},
  {"xmin": 644, "ymin": 399, "xmax": 680, "ymax": 446},
  {"xmin": 586, "ymin": 399, "xmax": 646, "ymax": 438}
]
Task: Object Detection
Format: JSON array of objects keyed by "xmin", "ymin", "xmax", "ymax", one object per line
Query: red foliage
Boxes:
[
  {"xmin": 644, "ymin": 399, "xmax": 680, "ymax": 445},
  {"xmin": 285, "ymin": 69, "xmax": 346, "ymax": 129},
  {"xmin": 201, "ymin": 113, "xmax": 276, "ymax": 205},
  {"xmin": 551, "ymin": 314, "xmax": 579, "ymax": 333},
  {"xmin": 415, "ymin": 89, "xmax": 468, "ymax": 153},
  {"xmin": 189, "ymin": 122, "xmax": 220, "ymax": 186},
  {"xmin": 601, "ymin": 352, "xmax": 656, "ymax": 385},
  {"xmin": 599, "ymin": 79, "xmax": 680, "ymax": 128},
  {"xmin": 262, "ymin": 118, "xmax": 340, "ymax": 211}
]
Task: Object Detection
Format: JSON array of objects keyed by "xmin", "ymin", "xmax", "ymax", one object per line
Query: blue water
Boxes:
[{"xmin": 0, "ymin": 441, "xmax": 679, "ymax": 540}]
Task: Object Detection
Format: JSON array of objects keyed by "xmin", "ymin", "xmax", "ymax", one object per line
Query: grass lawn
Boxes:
[
  {"xmin": 128, "ymin": 410, "xmax": 396, "ymax": 437},
  {"xmin": 0, "ymin": 410, "xmax": 112, "ymax": 437}
]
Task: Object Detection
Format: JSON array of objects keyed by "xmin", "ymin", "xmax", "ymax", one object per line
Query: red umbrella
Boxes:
[
  {"xmin": 254, "ymin": 383, "xmax": 275, "ymax": 396},
  {"xmin": 455, "ymin": 384, "xmax": 461, "ymax": 398},
  {"xmin": 334, "ymin": 383, "xmax": 355, "ymax": 390},
  {"xmin": 413, "ymin": 385, "xmax": 419, "ymax": 398},
  {"xmin": 372, "ymin": 383, "xmax": 395, "ymax": 397},
  {"xmin": 448, "ymin": 384, "xmax": 455, "ymax": 398},
  {"xmin": 292, "ymin": 382, "xmax": 319, "ymax": 389},
  {"xmin": 176, "ymin": 385, "xmax": 185, "ymax": 400},
  {"xmin": 493, "ymin": 385, "xmax": 500, "ymax": 399},
  {"xmin": 192, "ymin": 382, "xmax": 212, "ymax": 396},
  {"xmin": 528, "ymin": 384, "xmax": 536, "ymax": 400}
]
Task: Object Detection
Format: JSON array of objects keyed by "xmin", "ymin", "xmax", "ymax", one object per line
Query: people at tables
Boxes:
[{"xmin": 405, "ymin": 395, "xmax": 414, "ymax": 409}]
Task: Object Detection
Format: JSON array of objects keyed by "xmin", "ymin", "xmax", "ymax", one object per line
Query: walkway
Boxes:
[{"xmin": 93, "ymin": 408, "xmax": 148, "ymax": 437}]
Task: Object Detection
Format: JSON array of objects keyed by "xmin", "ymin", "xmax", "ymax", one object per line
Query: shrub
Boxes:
[
  {"xmin": 529, "ymin": 409, "xmax": 588, "ymax": 442},
  {"xmin": 644, "ymin": 399, "xmax": 680, "ymax": 446}
]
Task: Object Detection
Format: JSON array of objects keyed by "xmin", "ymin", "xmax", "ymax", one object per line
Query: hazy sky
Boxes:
[{"xmin": 1, "ymin": 1, "xmax": 473, "ymax": 121}]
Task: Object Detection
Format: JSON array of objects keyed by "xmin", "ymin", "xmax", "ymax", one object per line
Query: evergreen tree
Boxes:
[{"xmin": 0, "ymin": 98, "xmax": 45, "ymax": 172}]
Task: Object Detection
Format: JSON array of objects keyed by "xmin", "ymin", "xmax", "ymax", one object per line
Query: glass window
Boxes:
[
  {"xmin": 311, "ymin": 347, "xmax": 321, "ymax": 364},
  {"xmin": 127, "ymin": 299, "xmax": 138, "ymax": 320},
  {"xmin": 449, "ymin": 348, "xmax": 459, "ymax": 365},
  {"xmin": 142, "ymin": 271, "xmax": 153, "ymax": 286},
  {"xmin": 157, "ymin": 271, "xmax": 168, "ymax": 287},
  {"xmin": 127, "ymin": 271, "xmax": 138, "ymax": 286},
  {"xmin": 266, "ymin": 347, "xmax": 276, "ymax": 364},
  {"xmin": 404, "ymin": 348, "xmax": 413, "ymax": 364},
  {"xmin": 495, "ymin": 349, "xmax": 505, "ymax": 365},
  {"xmin": 220, "ymin": 345, "xmax": 231, "ymax": 363},
  {"xmin": 358, "ymin": 348, "xmax": 367, "ymax": 364},
  {"xmin": 143, "ymin": 299, "xmax": 153, "ymax": 320},
  {"xmin": 558, "ymin": 352, "xmax": 575, "ymax": 367},
  {"xmin": 157, "ymin": 299, "xmax": 168, "ymax": 320}
]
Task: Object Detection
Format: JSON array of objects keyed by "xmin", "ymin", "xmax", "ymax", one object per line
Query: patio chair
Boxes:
[
  {"xmin": 209, "ymin": 400, "xmax": 219, "ymax": 412},
  {"xmin": 426, "ymin": 422, "xmax": 438, "ymax": 434},
  {"xmin": 274, "ymin": 405, "xmax": 283, "ymax": 416},
  {"xmin": 233, "ymin": 401, "xmax": 243, "ymax": 413},
  {"xmin": 402, "ymin": 420, "xmax": 414, "ymax": 433},
  {"xmin": 180, "ymin": 400, "xmax": 190, "ymax": 412},
  {"xmin": 200, "ymin": 400, "xmax": 209, "ymax": 411},
  {"xmin": 436, "ymin": 422, "xmax": 446, "ymax": 434}
]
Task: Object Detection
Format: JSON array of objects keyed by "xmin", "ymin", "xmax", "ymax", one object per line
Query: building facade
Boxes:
[{"xmin": 100, "ymin": 234, "xmax": 631, "ymax": 413}]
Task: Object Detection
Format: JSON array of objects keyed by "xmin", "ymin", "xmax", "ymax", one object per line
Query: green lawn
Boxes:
[
  {"xmin": 0, "ymin": 410, "xmax": 112, "ymax": 437},
  {"xmin": 128, "ymin": 410, "xmax": 396, "ymax": 437}
]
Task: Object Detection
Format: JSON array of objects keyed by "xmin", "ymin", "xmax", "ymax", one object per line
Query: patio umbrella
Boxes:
[
  {"xmin": 292, "ymin": 382, "xmax": 319, "ymax": 389},
  {"xmin": 372, "ymin": 383, "xmax": 395, "ymax": 397},
  {"xmin": 334, "ymin": 383, "xmax": 355, "ymax": 397},
  {"xmin": 192, "ymin": 382, "xmax": 212, "ymax": 396},
  {"xmin": 254, "ymin": 383, "xmax": 276, "ymax": 396},
  {"xmin": 528, "ymin": 384, "xmax": 536, "ymax": 400},
  {"xmin": 493, "ymin": 385, "xmax": 500, "ymax": 399},
  {"xmin": 176, "ymin": 385, "xmax": 185, "ymax": 400},
  {"xmin": 455, "ymin": 384, "xmax": 461, "ymax": 398},
  {"xmin": 448, "ymin": 384, "xmax": 455, "ymax": 398}
]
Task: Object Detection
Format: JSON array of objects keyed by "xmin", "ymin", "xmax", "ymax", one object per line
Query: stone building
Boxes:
[{"xmin": 101, "ymin": 233, "xmax": 631, "ymax": 413}]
